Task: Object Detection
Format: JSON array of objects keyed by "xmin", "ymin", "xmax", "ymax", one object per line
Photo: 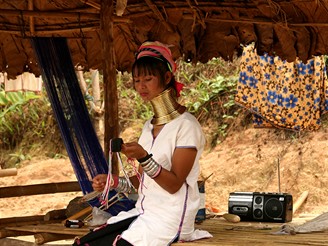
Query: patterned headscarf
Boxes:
[
  {"xmin": 136, "ymin": 41, "xmax": 177, "ymax": 72},
  {"xmin": 135, "ymin": 41, "xmax": 184, "ymax": 96}
]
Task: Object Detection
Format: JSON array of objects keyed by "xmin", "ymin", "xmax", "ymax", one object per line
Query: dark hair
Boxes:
[{"xmin": 132, "ymin": 56, "xmax": 176, "ymax": 91}]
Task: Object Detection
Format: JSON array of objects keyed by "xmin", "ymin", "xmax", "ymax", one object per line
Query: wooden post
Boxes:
[{"xmin": 100, "ymin": 0, "xmax": 119, "ymax": 175}]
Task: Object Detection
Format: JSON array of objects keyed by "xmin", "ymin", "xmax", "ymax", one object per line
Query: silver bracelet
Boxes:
[
  {"xmin": 115, "ymin": 177, "xmax": 132, "ymax": 193},
  {"xmin": 140, "ymin": 157, "xmax": 162, "ymax": 179}
]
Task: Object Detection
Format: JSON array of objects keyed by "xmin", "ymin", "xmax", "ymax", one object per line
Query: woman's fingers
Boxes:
[
  {"xmin": 121, "ymin": 142, "xmax": 147, "ymax": 159},
  {"xmin": 92, "ymin": 174, "xmax": 107, "ymax": 191}
]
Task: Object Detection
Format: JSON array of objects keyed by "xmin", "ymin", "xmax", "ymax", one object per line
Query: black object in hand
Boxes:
[{"xmin": 111, "ymin": 138, "xmax": 123, "ymax": 152}]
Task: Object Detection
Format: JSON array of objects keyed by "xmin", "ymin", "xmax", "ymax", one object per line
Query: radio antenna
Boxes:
[{"xmin": 277, "ymin": 158, "xmax": 281, "ymax": 193}]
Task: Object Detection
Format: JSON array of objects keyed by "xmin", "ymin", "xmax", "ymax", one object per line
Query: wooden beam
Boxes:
[
  {"xmin": 0, "ymin": 181, "xmax": 81, "ymax": 198},
  {"xmin": 101, "ymin": 0, "xmax": 119, "ymax": 175},
  {"xmin": 0, "ymin": 9, "xmax": 98, "ymax": 19}
]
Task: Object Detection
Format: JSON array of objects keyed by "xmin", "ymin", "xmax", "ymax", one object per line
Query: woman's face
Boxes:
[{"xmin": 133, "ymin": 73, "xmax": 170, "ymax": 101}]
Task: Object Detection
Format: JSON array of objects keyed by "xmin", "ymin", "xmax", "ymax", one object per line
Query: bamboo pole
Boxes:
[
  {"xmin": 101, "ymin": 0, "xmax": 119, "ymax": 175},
  {"xmin": 293, "ymin": 191, "xmax": 309, "ymax": 214},
  {"xmin": 0, "ymin": 168, "xmax": 17, "ymax": 177},
  {"xmin": 0, "ymin": 181, "xmax": 81, "ymax": 198}
]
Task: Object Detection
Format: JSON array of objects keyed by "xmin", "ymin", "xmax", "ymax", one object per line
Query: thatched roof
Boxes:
[{"xmin": 1, "ymin": 0, "xmax": 328, "ymax": 79}]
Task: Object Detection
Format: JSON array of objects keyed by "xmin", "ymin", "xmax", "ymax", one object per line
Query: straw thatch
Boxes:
[{"xmin": 1, "ymin": 0, "xmax": 328, "ymax": 79}]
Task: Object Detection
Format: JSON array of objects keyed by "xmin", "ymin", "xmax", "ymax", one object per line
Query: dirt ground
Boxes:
[{"xmin": 1, "ymin": 123, "xmax": 328, "ymax": 220}]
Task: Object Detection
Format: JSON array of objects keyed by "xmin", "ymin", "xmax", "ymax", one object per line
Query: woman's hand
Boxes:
[
  {"xmin": 92, "ymin": 174, "xmax": 107, "ymax": 191},
  {"xmin": 121, "ymin": 142, "xmax": 148, "ymax": 160}
]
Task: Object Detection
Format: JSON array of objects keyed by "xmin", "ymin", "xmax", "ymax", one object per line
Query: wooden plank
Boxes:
[
  {"xmin": 173, "ymin": 217, "xmax": 328, "ymax": 246},
  {"xmin": 0, "ymin": 181, "xmax": 81, "ymax": 198},
  {"xmin": 2, "ymin": 217, "xmax": 328, "ymax": 246}
]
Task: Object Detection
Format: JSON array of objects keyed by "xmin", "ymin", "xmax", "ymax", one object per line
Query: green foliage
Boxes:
[
  {"xmin": 0, "ymin": 91, "xmax": 40, "ymax": 148},
  {"xmin": 176, "ymin": 57, "xmax": 241, "ymax": 147},
  {"xmin": 0, "ymin": 90, "xmax": 64, "ymax": 167}
]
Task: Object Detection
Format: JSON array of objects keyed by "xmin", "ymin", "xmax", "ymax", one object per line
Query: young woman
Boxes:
[{"xmin": 74, "ymin": 41, "xmax": 210, "ymax": 246}]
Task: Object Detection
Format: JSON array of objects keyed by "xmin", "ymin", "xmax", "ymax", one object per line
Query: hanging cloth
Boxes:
[
  {"xmin": 235, "ymin": 43, "xmax": 328, "ymax": 131},
  {"xmin": 31, "ymin": 37, "xmax": 135, "ymax": 214},
  {"xmin": 4, "ymin": 72, "xmax": 42, "ymax": 92}
]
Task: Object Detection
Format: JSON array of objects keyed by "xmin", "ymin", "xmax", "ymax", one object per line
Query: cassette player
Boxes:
[{"xmin": 228, "ymin": 192, "xmax": 293, "ymax": 223}]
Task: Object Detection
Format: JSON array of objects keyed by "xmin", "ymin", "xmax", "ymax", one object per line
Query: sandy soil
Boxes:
[{"xmin": 1, "ymin": 124, "xmax": 328, "ymax": 243}]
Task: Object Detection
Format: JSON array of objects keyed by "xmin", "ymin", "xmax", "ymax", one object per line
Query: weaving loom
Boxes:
[{"xmin": 31, "ymin": 37, "xmax": 135, "ymax": 215}]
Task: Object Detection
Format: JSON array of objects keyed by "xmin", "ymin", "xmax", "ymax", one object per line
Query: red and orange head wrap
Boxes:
[
  {"xmin": 135, "ymin": 41, "xmax": 184, "ymax": 97},
  {"xmin": 136, "ymin": 41, "xmax": 177, "ymax": 72}
]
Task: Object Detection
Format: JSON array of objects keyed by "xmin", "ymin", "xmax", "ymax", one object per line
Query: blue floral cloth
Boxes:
[{"xmin": 235, "ymin": 44, "xmax": 328, "ymax": 131}]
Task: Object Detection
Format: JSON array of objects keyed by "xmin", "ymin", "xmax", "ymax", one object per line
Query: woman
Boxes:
[{"xmin": 74, "ymin": 41, "xmax": 210, "ymax": 246}]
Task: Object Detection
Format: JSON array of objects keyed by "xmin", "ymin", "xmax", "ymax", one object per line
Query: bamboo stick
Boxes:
[
  {"xmin": 0, "ymin": 168, "xmax": 17, "ymax": 178},
  {"xmin": 293, "ymin": 191, "xmax": 309, "ymax": 214},
  {"xmin": 0, "ymin": 181, "xmax": 81, "ymax": 198},
  {"xmin": 5, "ymin": 224, "xmax": 89, "ymax": 236},
  {"xmin": 62, "ymin": 206, "xmax": 92, "ymax": 224}
]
